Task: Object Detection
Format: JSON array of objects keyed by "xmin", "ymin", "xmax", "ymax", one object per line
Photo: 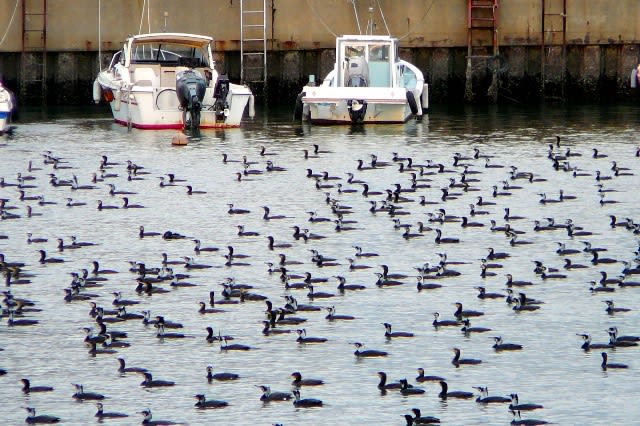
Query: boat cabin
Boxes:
[
  {"xmin": 109, "ymin": 33, "xmax": 215, "ymax": 90},
  {"xmin": 331, "ymin": 35, "xmax": 418, "ymax": 90}
]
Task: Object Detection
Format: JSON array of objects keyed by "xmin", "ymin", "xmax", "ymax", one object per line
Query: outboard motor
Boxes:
[
  {"xmin": 176, "ymin": 69, "xmax": 206, "ymax": 130},
  {"xmin": 213, "ymin": 75, "xmax": 230, "ymax": 120}
]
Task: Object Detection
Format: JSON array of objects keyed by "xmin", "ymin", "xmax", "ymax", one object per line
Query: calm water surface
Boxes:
[{"xmin": 1, "ymin": 104, "xmax": 639, "ymax": 425}]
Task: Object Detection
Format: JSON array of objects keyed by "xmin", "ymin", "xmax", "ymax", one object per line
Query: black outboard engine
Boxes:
[
  {"xmin": 213, "ymin": 75, "xmax": 230, "ymax": 120},
  {"xmin": 176, "ymin": 69, "xmax": 206, "ymax": 130}
]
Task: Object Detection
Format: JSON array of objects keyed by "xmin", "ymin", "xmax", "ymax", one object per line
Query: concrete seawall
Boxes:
[{"xmin": 1, "ymin": 0, "xmax": 640, "ymax": 105}]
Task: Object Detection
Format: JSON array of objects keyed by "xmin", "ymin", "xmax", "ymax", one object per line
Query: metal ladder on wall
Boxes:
[
  {"xmin": 21, "ymin": 0, "xmax": 47, "ymax": 103},
  {"xmin": 240, "ymin": 0, "xmax": 267, "ymax": 91},
  {"xmin": 465, "ymin": 0, "xmax": 499, "ymax": 102},
  {"xmin": 541, "ymin": 0, "xmax": 567, "ymax": 100}
]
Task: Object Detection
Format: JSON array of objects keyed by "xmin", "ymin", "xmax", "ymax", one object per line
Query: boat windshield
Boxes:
[
  {"xmin": 340, "ymin": 41, "xmax": 392, "ymax": 87},
  {"xmin": 130, "ymin": 42, "xmax": 209, "ymax": 67}
]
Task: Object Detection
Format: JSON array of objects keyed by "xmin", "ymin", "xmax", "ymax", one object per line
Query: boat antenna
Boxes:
[
  {"xmin": 350, "ymin": 0, "xmax": 362, "ymax": 35},
  {"xmin": 138, "ymin": 0, "xmax": 152, "ymax": 35},
  {"xmin": 366, "ymin": 6, "xmax": 374, "ymax": 35},
  {"xmin": 98, "ymin": 0, "xmax": 102, "ymax": 70}
]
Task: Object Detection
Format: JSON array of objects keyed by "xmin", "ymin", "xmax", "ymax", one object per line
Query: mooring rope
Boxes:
[
  {"xmin": 0, "ymin": 0, "xmax": 20, "ymax": 48},
  {"xmin": 305, "ymin": 0, "xmax": 339, "ymax": 38},
  {"xmin": 398, "ymin": 0, "xmax": 437, "ymax": 40}
]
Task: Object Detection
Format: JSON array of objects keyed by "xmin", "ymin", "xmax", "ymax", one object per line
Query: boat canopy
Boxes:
[
  {"xmin": 121, "ymin": 33, "xmax": 214, "ymax": 68},
  {"xmin": 336, "ymin": 35, "xmax": 398, "ymax": 89}
]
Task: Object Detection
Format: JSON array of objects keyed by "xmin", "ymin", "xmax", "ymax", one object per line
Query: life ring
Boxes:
[
  {"xmin": 293, "ymin": 91, "xmax": 305, "ymax": 120},
  {"xmin": 406, "ymin": 90, "xmax": 418, "ymax": 115}
]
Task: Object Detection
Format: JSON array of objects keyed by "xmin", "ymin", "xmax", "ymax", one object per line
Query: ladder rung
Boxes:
[
  {"xmin": 243, "ymin": 52, "xmax": 265, "ymax": 56},
  {"xmin": 242, "ymin": 38, "xmax": 265, "ymax": 42},
  {"xmin": 243, "ymin": 24, "xmax": 265, "ymax": 28},
  {"xmin": 243, "ymin": 10, "xmax": 264, "ymax": 14},
  {"xmin": 471, "ymin": 17, "xmax": 496, "ymax": 21}
]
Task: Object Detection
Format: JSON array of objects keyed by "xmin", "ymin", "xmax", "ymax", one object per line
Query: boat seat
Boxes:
[
  {"xmin": 346, "ymin": 56, "xmax": 369, "ymax": 87},
  {"xmin": 132, "ymin": 66, "xmax": 159, "ymax": 87}
]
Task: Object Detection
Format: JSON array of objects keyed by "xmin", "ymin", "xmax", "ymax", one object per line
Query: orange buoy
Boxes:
[{"xmin": 171, "ymin": 133, "xmax": 188, "ymax": 146}]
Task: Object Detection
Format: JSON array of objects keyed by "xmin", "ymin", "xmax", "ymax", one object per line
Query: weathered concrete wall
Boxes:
[
  {"xmin": 1, "ymin": 1, "xmax": 640, "ymax": 105},
  {"xmin": 1, "ymin": 0, "xmax": 640, "ymax": 52}
]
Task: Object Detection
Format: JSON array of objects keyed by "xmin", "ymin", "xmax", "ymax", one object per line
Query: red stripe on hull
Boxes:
[{"xmin": 113, "ymin": 119, "xmax": 240, "ymax": 129}]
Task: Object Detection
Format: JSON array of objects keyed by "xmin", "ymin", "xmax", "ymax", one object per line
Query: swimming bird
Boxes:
[
  {"xmin": 139, "ymin": 408, "xmax": 177, "ymax": 425},
  {"xmin": 476, "ymin": 286, "xmax": 505, "ymax": 299},
  {"xmin": 94, "ymin": 402, "xmax": 128, "ymax": 419},
  {"xmin": 140, "ymin": 372, "xmax": 175, "ymax": 387},
  {"xmin": 206, "ymin": 365, "xmax": 239, "ymax": 381},
  {"xmin": 601, "ymin": 352, "xmax": 628, "ymax": 370},
  {"xmin": 377, "ymin": 371, "xmax": 403, "ymax": 390},
  {"xmin": 291, "ymin": 371, "xmax": 323, "ymax": 387},
  {"xmin": 474, "ymin": 386, "xmax": 511, "ymax": 403},
  {"xmin": 400, "ymin": 379, "xmax": 425, "ymax": 395},
  {"xmin": 451, "ymin": 348, "xmax": 482, "ymax": 367},
  {"xmin": 335, "ymin": 275, "xmax": 366, "ymax": 292},
  {"xmin": 21, "ymin": 378, "xmax": 54, "ymax": 393},
  {"xmin": 292, "ymin": 388, "xmax": 323, "ymax": 407},
  {"xmin": 383, "ymin": 322, "xmax": 414, "ymax": 338},
  {"xmin": 509, "ymin": 393, "xmax": 544, "ymax": 411},
  {"xmin": 415, "ymin": 368, "xmax": 445, "ymax": 383},
  {"xmin": 72, "ymin": 384, "xmax": 105, "ymax": 400},
  {"xmin": 306, "ymin": 285, "xmax": 334, "ymax": 299},
  {"xmin": 194, "ymin": 393, "xmax": 229, "ymax": 409},
  {"xmin": 221, "ymin": 336, "xmax": 252, "ymax": 351},
  {"xmin": 38, "ymin": 250, "xmax": 63, "ymax": 264},
  {"xmin": 407, "ymin": 408, "xmax": 440, "ymax": 425},
  {"xmin": 434, "ymin": 228, "xmax": 459, "ymax": 244},
  {"xmin": 454, "ymin": 302, "xmax": 484, "ymax": 318},
  {"xmin": 325, "ymin": 306, "xmax": 355, "ymax": 321},
  {"xmin": 117, "ymin": 358, "xmax": 147, "ymax": 374},
  {"xmin": 353, "ymin": 342, "xmax": 387, "ymax": 357},
  {"xmin": 25, "ymin": 407, "xmax": 60, "ymax": 424},
  {"xmin": 438, "ymin": 380, "xmax": 474, "ymax": 399},
  {"xmin": 262, "ymin": 205, "xmax": 288, "ymax": 220},
  {"xmin": 506, "ymin": 274, "xmax": 533, "ymax": 287},
  {"xmin": 492, "ymin": 336, "xmax": 523, "ymax": 351},
  {"xmin": 432, "ymin": 312, "xmax": 460, "ymax": 328},
  {"xmin": 138, "ymin": 225, "xmax": 161, "ymax": 238},
  {"xmin": 258, "ymin": 385, "xmax": 292, "ymax": 402},
  {"xmin": 296, "ymin": 329, "xmax": 327, "ymax": 344},
  {"xmin": 460, "ymin": 319, "xmax": 492, "ymax": 335},
  {"xmin": 577, "ymin": 334, "xmax": 612, "ymax": 351},
  {"xmin": 227, "ymin": 203, "xmax": 250, "ymax": 214}
]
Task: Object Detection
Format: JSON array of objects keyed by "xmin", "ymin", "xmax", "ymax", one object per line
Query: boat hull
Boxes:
[
  {"xmin": 102, "ymin": 84, "xmax": 252, "ymax": 129},
  {"xmin": 0, "ymin": 86, "xmax": 15, "ymax": 134},
  {"xmin": 94, "ymin": 32, "xmax": 254, "ymax": 130},
  {"xmin": 302, "ymin": 86, "xmax": 416, "ymax": 124},
  {"xmin": 0, "ymin": 112, "xmax": 10, "ymax": 134}
]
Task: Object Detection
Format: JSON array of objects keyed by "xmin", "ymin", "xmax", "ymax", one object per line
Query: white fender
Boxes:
[
  {"xmin": 248, "ymin": 94, "xmax": 255, "ymax": 118},
  {"xmin": 114, "ymin": 89, "xmax": 121, "ymax": 111},
  {"xmin": 93, "ymin": 79, "xmax": 102, "ymax": 104},
  {"xmin": 421, "ymin": 84, "xmax": 429, "ymax": 111}
]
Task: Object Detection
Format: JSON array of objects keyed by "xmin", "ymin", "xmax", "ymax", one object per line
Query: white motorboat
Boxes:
[
  {"xmin": 0, "ymin": 82, "xmax": 16, "ymax": 134},
  {"xmin": 295, "ymin": 35, "xmax": 428, "ymax": 124},
  {"xmin": 94, "ymin": 32, "xmax": 254, "ymax": 130}
]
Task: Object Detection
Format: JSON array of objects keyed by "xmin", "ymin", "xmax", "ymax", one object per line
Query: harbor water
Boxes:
[{"xmin": 1, "ymin": 104, "xmax": 639, "ymax": 425}]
